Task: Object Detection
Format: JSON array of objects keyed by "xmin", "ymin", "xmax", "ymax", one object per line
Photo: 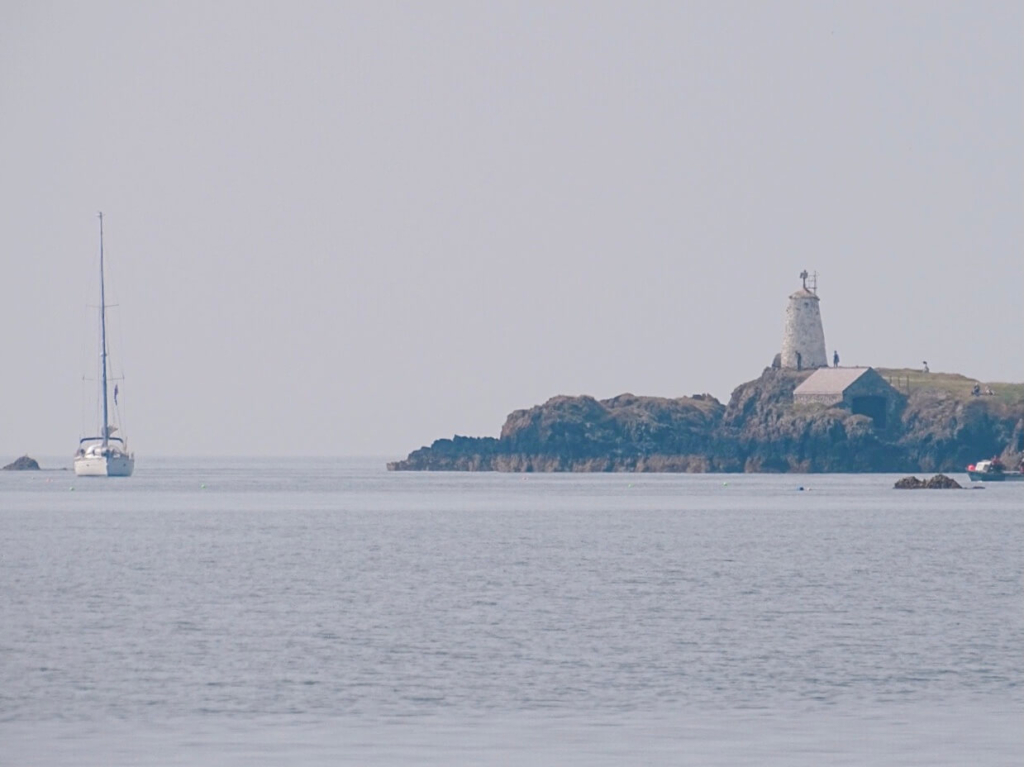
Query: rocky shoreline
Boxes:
[{"xmin": 390, "ymin": 368, "xmax": 1024, "ymax": 473}]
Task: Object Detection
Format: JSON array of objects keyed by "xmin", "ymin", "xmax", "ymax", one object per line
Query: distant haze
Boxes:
[{"xmin": 1, "ymin": 1, "xmax": 1020, "ymax": 458}]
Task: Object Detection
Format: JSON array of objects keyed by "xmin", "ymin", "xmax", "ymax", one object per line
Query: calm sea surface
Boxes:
[{"xmin": 1, "ymin": 457, "xmax": 1021, "ymax": 765}]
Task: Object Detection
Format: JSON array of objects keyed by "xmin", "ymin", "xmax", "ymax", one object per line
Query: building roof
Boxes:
[{"xmin": 794, "ymin": 367, "xmax": 874, "ymax": 396}]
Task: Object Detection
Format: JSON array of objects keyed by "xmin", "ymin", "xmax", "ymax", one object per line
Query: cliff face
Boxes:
[
  {"xmin": 388, "ymin": 370, "xmax": 1024, "ymax": 473},
  {"xmin": 899, "ymin": 391, "xmax": 1023, "ymax": 472}
]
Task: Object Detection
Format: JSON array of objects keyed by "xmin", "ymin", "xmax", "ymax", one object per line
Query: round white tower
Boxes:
[{"xmin": 780, "ymin": 270, "xmax": 827, "ymax": 370}]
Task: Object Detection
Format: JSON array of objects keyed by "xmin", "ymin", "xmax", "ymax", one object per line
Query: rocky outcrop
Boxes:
[
  {"xmin": 899, "ymin": 393, "xmax": 1022, "ymax": 472},
  {"xmin": 3, "ymin": 455, "xmax": 40, "ymax": 470},
  {"xmin": 717, "ymin": 369, "xmax": 909, "ymax": 472},
  {"xmin": 389, "ymin": 394, "xmax": 724, "ymax": 471},
  {"xmin": 894, "ymin": 474, "xmax": 962, "ymax": 489},
  {"xmin": 926, "ymin": 474, "xmax": 963, "ymax": 489},
  {"xmin": 894, "ymin": 476, "xmax": 926, "ymax": 489},
  {"xmin": 389, "ymin": 369, "xmax": 1024, "ymax": 473}
]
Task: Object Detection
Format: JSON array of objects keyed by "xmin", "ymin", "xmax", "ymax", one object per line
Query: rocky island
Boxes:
[
  {"xmin": 3, "ymin": 455, "xmax": 40, "ymax": 471},
  {"xmin": 390, "ymin": 275, "xmax": 1023, "ymax": 474},
  {"xmin": 389, "ymin": 368, "xmax": 1024, "ymax": 474}
]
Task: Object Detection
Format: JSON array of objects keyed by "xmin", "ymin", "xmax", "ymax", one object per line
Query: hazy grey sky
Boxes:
[{"xmin": 1, "ymin": 1, "xmax": 1020, "ymax": 458}]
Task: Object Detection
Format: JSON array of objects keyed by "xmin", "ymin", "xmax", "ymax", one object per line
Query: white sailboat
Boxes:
[{"xmin": 74, "ymin": 213, "xmax": 135, "ymax": 477}]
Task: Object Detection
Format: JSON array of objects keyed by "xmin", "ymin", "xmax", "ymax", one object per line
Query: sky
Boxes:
[{"xmin": 1, "ymin": 1, "xmax": 1021, "ymax": 458}]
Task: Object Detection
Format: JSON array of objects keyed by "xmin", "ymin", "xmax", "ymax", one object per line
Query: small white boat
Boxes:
[
  {"xmin": 74, "ymin": 213, "xmax": 135, "ymax": 478},
  {"xmin": 966, "ymin": 459, "xmax": 1023, "ymax": 482}
]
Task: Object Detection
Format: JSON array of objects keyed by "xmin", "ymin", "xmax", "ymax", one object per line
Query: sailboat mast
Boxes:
[{"xmin": 98, "ymin": 212, "xmax": 110, "ymax": 448}]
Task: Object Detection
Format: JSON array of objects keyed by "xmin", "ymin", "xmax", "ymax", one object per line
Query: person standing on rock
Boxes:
[{"xmin": 833, "ymin": 351, "xmax": 840, "ymax": 368}]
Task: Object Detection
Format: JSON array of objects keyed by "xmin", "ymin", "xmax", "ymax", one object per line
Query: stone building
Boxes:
[
  {"xmin": 779, "ymin": 270, "xmax": 827, "ymax": 370},
  {"xmin": 793, "ymin": 367, "xmax": 902, "ymax": 429}
]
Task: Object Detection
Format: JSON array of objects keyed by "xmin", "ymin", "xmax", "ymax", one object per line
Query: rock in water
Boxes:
[
  {"xmin": 3, "ymin": 455, "xmax": 40, "ymax": 471},
  {"xmin": 894, "ymin": 474, "xmax": 962, "ymax": 489},
  {"xmin": 894, "ymin": 476, "xmax": 926, "ymax": 489}
]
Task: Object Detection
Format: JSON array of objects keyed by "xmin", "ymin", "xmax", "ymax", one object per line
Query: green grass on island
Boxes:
[{"xmin": 876, "ymin": 368, "xmax": 1024, "ymax": 405}]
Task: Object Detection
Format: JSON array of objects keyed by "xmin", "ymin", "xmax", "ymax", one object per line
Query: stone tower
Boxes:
[{"xmin": 780, "ymin": 270, "xmax": 827, "ymax": 370}]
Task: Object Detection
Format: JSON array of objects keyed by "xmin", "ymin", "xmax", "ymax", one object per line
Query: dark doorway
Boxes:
[{"xmin": 852, "ymin": 395, "xmax": 887, "ymax": 428}]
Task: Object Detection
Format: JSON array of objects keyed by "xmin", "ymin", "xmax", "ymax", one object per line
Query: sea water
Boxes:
[{"xmin": 1, "ymin": 458, "xmax": 1021, "ymax": 765}]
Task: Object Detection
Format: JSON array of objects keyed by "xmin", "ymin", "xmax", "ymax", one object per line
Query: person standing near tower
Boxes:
[{"xmin": 833, "ymin": 351, "xmax": 840, "ymax": 368}]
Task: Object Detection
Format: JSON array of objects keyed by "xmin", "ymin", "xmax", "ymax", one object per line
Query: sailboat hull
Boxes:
[{"xmin": 74, "ymin": 454, "xmax": 135, "ymax": 477}]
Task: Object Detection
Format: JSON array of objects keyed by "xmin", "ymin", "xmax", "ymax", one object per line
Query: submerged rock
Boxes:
[{"xmin": 3, "ymin": 455, "xmax": 40, "ymax": 471}]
